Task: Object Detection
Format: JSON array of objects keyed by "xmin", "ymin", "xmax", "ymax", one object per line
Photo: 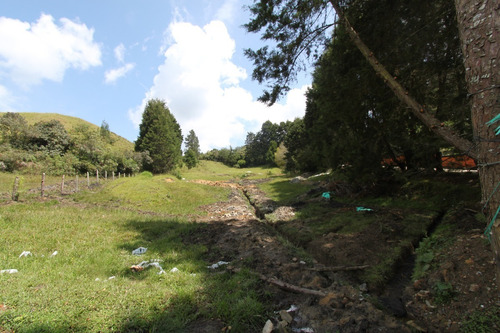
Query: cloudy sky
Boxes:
[{"xmin": 0, "ymin": 0, "xmax": 311, "ymax": 151}]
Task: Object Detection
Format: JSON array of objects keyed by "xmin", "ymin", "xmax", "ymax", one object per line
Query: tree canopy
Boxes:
[{"xmin": 135, "ymin": 99, "xmax": 183, "ymax": 174}]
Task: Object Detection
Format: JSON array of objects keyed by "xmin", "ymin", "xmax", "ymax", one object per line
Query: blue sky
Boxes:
[{"xmin": 0, "ymin": 0, "xmax": 310, "ymax": 151}]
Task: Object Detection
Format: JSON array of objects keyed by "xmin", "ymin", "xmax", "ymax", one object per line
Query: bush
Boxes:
[{"xmin": 139, "ymin": 171, "xmax": 153, "ymax": 178}]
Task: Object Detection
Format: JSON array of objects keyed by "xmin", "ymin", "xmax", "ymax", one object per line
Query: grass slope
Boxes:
[{"xmin": 0, "ymin": 112, "xmax": 133, "ymax": 152}]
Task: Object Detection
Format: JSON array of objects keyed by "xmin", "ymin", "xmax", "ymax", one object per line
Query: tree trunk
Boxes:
[
  {"xmin": 455, "ymin": 0, "xmax": 500, "ymax": 289},
  {"xmin": 330, "ymin": 0, "xmax": 500, "ymax": 287}
]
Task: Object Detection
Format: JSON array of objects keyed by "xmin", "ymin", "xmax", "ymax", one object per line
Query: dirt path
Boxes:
[{"xmin": 187, "ymin": 179, "xmax": 412, "ymax": 332}]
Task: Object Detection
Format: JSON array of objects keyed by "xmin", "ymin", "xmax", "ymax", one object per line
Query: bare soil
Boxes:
[{"xmin": 186, "ymin": 178, "xmax": 500, "ymax": 332}]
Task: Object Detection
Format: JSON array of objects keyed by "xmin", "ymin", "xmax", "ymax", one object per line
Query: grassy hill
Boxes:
[{"xmin": 0, "ymin": 112, "xmax": 134, "ymax": 152}]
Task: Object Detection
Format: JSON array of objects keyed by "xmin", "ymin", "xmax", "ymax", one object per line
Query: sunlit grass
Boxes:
[
  {"xmin": 0, "ymin": 172, "xmax": 63, "ymax": 197},
  {"xmin": 0, "ymin": 201, "xmax": 267, "ymax": 332},
  {"xmin": 73, "ymin": 173, "xmax": 230, "ymax": 216},
  {"xmin": 259, "ymin": 177, "xmax": 313, "ymax": 204},
  {"xmin": 180, "ymin": 160, "xmax": 282, "ymax": 181}
]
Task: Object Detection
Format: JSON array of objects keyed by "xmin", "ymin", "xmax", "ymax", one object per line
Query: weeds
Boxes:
[
  {"xmin": 432, "ymin": 281, "xmax": 456, "ymax": 304},
  {"xmin": 461, "ymin": 306, "xmax": 500, "ymax": 333}
]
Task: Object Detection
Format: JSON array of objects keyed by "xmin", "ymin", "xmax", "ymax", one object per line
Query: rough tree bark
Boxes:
[
  {"xmin": 454, "ymin": 0, "xmax": 500, "ymax": 287},
  {"xmin": 330, "ymin": 0, "xmax": 499, "ymax": 287}
]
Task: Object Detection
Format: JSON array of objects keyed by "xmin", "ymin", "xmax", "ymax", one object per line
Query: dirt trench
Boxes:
[
  {"xmin": 188, "ymin": 179, "xmax": 413, "ymax": 332},
  {"xmin": 187, "ymin": 177, "xmax": 499, "ymax": 332}
]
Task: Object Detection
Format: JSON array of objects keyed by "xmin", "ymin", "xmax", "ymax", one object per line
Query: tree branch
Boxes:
[{"xmin": 328, "ymin": 0, "xmax": 478, "ymax": 160}]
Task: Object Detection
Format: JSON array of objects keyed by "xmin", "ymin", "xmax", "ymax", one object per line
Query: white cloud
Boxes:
[
  {"xmin": 129, "ymin": 20, "xmax": 307, "ymax": 152},
  {"xmin": 114, "ymin": 43, "xmax": 126, "ymax": 63},
  {"xmin": 0, "ymin": 14, "xmax": 102, "ymax": 87},
  {"xmin": 104, "ymin": 63, "xmax": 135, "ymax": 84},
  {"xmin": 0, "ymin": 85, "xmax": 15, "ymax": 110},
  {"xmin": 215, "ymin": 0, "xmax": 239, "ymax": 24}
]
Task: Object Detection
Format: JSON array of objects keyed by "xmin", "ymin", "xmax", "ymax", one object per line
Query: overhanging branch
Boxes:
[{"xmin": 328, "ymin": 0, "xmax": 478, "ymax": 160}]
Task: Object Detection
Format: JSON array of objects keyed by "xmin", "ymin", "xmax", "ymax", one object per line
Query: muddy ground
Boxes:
[{"xmin": 187, "ymin": 178, "xmax": 499, "ymax": 332}]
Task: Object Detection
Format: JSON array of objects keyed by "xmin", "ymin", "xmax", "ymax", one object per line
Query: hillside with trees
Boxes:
[{"xmin": 0, "ymin": 112, "xmax": 142, "ymax": 175}]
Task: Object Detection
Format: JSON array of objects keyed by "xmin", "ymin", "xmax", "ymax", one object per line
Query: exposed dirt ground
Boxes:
[{"xmin": 186, "ymin": 178, "xmax": 500, "ymax": 333}]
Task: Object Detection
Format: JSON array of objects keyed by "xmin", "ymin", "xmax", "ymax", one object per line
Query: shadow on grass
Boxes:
[{"xmin": 113, "ymin": 218, "xmax": 267, "ymax": 333}]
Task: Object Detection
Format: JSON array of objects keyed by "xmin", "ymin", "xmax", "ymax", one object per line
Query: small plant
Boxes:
[
  {"xmin": 432, "ymin": 281, "xmax": 455, "ymax": 304},
  {"xmin": 139, "ymin": 171, "xmax": 153, "ymax": 177},
  {"xmin": 461, "ymin": 306, "xmax": 500, "ymax": 333},
  {"xmin": 172, "ymin": 169, "xmax": 183, "ymax": 180}
]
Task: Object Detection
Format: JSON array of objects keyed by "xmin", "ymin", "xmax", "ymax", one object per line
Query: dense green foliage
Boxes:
[
  {"xmin": 135, "ymin": 99, "xmax": 183, "ymax": 174},
  {"xmin": 0, "ymin": 112, "xmax": 141, "ymax": 175},
  {"xmin": 201, "ymin": 146, "xmax": 246, "ymax": 168},
  {"xmin": 300, "ymin": 0, "xmax": 469, "ymax": 181},
  {"xmin": 242, "ymin": 0, "xmax": 472, "ymax": 184}
]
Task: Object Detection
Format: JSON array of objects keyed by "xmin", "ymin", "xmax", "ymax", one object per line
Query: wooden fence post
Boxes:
[
  {"xmin": 61, "ymin": 175, "xmax": 65, "ymax": 194},
  {"xmin": 118, "ymin": 172, "xmax": 121, "ymax": 179},
  {"xmin": 96, "ymin": 170, "xmax": 99, "ymax": 183},
  {"xmin": 112, "ymin": 171, "xmax": 115, "ymax": 180},
  {"xmin": 41, "ymin": 173, "xmax": 45, "ymax": 197},
  {"xmin": 12, "ymin": 176, "xmax": 19, "ymax": 201},
  {"xmin": 105, "ymin": 170, "xmax": 107, "ymax": 180},
  {"xmin": 76, "ymin": 174, "xmax": 79, "ymax": 192},
  {"xmin": 87, "ymin": 172, "xmax": 90, "ymax": 187}
]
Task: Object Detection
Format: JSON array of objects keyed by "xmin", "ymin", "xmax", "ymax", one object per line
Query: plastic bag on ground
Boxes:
[
  {"xmin": 132, "ymin": 247, "xmax": 147, "ymax": 255},
  {"xmin": 19, "ymin": 251, "xmax": 32, "ymax": 258},
  {"xmin": 1, "ymin": 269, "xmax": 18, "ymax": 274},
  {"xmin": 207, "ymin": 261, "xmax": 229, "ymax": 269}
]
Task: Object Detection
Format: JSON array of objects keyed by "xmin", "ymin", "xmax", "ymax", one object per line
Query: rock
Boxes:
[
  {"xmin": 279, "ymin": 310, "xmax": 293, "ymax": 324},
  {"xmin": 339, "ymin": 317, "xmax": 351, "ymax": 326},
  {"xmin": 406, "ymin": 320, "xmax": 427, "ymax": 332},
  {"xmin": 319, "ymin": 292, "xmax": 338, "ymax": 306},
  {"xmin": 262, "ymin": 319, "xmax": 273, "ymax": 333},
  {"xmin": 290, "ymin": 176, "xmax": 306, "ymax": 183},
  {"xmin": 469, "ymin": 284, "xmax": 480, "ymax": 292}
]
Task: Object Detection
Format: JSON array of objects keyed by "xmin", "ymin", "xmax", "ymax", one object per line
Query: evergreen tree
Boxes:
[
  {"xmin": 135, "ymin": 99, "xmax": 183, "ymax": 173},
  {"xmin": 183, "ymin": 129, "xmax": 200, "ymax": 168},
  {"xmin": 100, "ymin": 120, "xmax": 114, "ymax": 144}
]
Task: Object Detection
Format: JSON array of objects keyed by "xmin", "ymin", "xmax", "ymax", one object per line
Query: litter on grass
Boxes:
[
  {"xmin": 132, "ymin": 247, "xmax": 147, "ymax": 255},
  {"xmin": 293, "ymin": 328, "xmax": 314, "ymax": 333},
  {"xmin": 0, "ymin": 269, "xmax": 18, "ymax": 274},
  {"xmin": 322, "ymin": 192, "xmax": 331, "ymax": 199},
  {"xmin": 130, "ymin": 259, "xmax": 165, "ymax": 274},
  {"xmin": 50, "ymin": 251, "xmax": 58, "ymax": 257},
  {"xmin": 356, "ymin": 206, "xmax": 373, "ymax": 212},
  {"xmin": 19, "ymin": 251, "xmax": 32, "ymax": 258},
  {"xmin": 207, "ymin": 261, "xmax": 229, "ymax": 269},
  {"xmin": 170, "ymin": 267, "xmax": 179, "ymax": 273}
]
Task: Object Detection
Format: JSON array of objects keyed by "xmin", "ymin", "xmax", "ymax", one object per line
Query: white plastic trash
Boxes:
[
  {"xmin": 1, "ymin": 269, "xmax": 18, "ymax": 274},
  {"xmin": 50, "ymin": 251, "xmax": 58, "ymax": 257},
  {"xmin": 132, "ymin": 247, "xmax": 147, "ymax": 255},
  {"xmin": 170, "ymin": 267, "xmax": 179, "ymax": 273},
  {"xmin": 207, "ymin": 261, "xmax": 229, "ymax": 269},
  {"xmin": 132, "ymin": 259, "xmax": 165, "ymax": 274},
  {"xmin": 19, "ymin": 251, "xmax": 32, "ymax": 258}
]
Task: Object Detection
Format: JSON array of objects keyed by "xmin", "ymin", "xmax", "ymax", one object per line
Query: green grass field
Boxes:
[{"xmin": 0, "ymin": 162, "xmax": 277, "ymax": 332}]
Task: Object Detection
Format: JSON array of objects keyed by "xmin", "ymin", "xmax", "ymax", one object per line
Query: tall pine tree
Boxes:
[
  {"xmin": 135, "ymin": 99, "xmax": 183, "ymax": 173},
  {"xmin": 184, "ymin": 129, "xmax": 200, "ymax": 169}
]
